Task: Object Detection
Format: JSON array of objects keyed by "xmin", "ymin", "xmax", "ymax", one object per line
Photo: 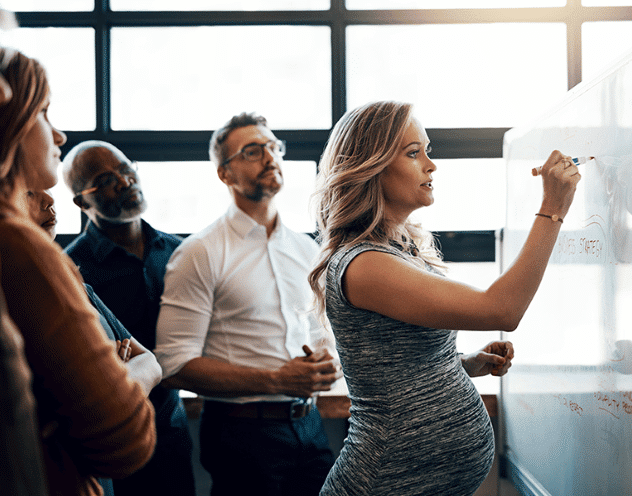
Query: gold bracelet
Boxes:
[{"xmin": 535, "ymin": 213, "xmax": 563, "ymax": 223}]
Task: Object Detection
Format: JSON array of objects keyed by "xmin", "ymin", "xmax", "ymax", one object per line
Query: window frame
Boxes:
[{"xmin": 15, "ymin": 0, "xmax": 632, "ymax": 261}]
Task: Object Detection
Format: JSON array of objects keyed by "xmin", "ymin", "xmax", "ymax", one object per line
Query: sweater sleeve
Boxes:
[{"xmin": 0, "ymin": 218, "xmax": 156, "ymax": 479}]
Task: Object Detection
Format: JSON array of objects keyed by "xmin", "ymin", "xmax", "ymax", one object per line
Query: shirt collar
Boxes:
[
  {"xmin": 85, "ymin": 218, "xmax": 164, "ymax": 262},
  {"xmin": 226, "ymin": 203, "xmax": 284, "ymax": 240}
]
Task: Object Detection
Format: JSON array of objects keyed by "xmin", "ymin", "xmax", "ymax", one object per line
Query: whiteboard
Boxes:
[{"xmin": 502, "ymin": 49, "xmax": 632, "ymax": 496}]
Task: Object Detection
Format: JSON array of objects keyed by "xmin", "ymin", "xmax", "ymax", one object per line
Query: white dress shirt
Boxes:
[{"xmin": 155, "ymin": 203, "xmax": 328, "ymax": 403}]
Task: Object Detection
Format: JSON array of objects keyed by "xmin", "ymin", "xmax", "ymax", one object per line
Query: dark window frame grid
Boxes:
[{"xmin": 14, "ymin": 0, "xmax": 632, "ymax": 261}]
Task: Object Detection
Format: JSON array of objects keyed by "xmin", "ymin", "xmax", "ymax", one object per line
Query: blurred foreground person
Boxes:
[{"xmin": 0, "ymin": 47, "xmax": 155, "ymax": 496}]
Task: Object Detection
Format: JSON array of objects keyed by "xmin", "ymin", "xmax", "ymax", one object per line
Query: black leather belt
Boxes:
[{"xmin": 206, "ymin": 398, "xmax": 314, "ymax": 421}]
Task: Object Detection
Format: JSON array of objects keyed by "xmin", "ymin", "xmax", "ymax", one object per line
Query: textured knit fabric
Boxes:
[
  {"xmin": 0, "ymin": 205, "xmax": 156, "ymax": 496},
  {"xmin": 320, "ymin": 242, "xmax": 494, "ymax": 496}
]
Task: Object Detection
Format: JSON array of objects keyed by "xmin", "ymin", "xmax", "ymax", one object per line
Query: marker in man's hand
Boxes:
[{"xmin": 531, "ymin": 156, "xmax": 593, "ymax": 176}]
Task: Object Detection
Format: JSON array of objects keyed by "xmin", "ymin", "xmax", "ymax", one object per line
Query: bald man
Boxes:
[{"xmin": 62, "ymin": 141, "xmax": 195, "ymax": 496}]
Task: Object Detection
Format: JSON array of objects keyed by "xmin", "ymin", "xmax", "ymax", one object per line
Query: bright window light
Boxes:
[
  {"xmin": 0, "ymin": 27, "xmax": 95, "ymax": 131},
  {"xmin": 582, "ymin": 0, "xmax": 632, "ymax": 5},
  {"xmin": 111, "ymin": 0, "xmax": 329, "ymax": 10},
  {"xmin": 450, "ymin": 261, "xmax": 502, "ymax": 395},
  {"xmin": 347, "ymin": 0, "xmax": 563, "ymax": 8},
  {"xmin": 0, "ymin": 0, "xmax": 92, "ymax": 11},
  {"xmin": 347, "ymin": 23, "xmax": 568, "ymax": 129},
  {"xmin": 110, "ymin": 26, "xmax": 331, "ymax": 131},
  {"xmin": 409, "ymin": 158, "xmax": 506, "ymax": 232},
  {"xmin": 136, "ymin": 160, "xmax": 316, "ymax": 235},
  {"xmin": 582, "ymin": 21, "xmax": 632, "ymax": 83},
  {"xmin": 50, "ymin": 171, "xmax": 81, "ymax": 235}
]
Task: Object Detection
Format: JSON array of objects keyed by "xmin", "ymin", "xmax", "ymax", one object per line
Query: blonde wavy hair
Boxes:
[{"xmin": 308, "ymin": 101, "xmax": 445, "ymax": 317}]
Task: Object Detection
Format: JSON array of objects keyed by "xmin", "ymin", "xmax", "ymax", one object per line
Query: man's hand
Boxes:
[
  {"xmin": 461, "ymin": 341, "xmax": 514, "ymax": 378},
  {"xmin": 272, "ymin": 345, "xmax": 342, "ymax": 397}
]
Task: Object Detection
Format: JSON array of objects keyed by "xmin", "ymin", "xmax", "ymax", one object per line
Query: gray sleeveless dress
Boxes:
[{"xmin": 320, "ymin": 242, "xmax": 494, "ymax": 496}]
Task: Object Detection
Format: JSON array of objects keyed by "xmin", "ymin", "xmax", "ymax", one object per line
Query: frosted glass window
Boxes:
[
  {"xmin": 0, "ymin": 27, "xmax": 95, "ymax": 131},
  {"xmin": 582, "ymin": 21, "xmax": 632, "ymax": 83},
  {"xmin": 111, "ymin": 26, "xmax": 331, "ymax": 131},
  {"xmin": 348, "ymin": 0, "xmax": 563, "ymax": 8},
  {"xmin": 137, "ymin": 160, "xmax": 316, "ymax": 235},
  {"xmin": 111, "ymin": 0, "xmax": 329, "ymax": 10},
  {"xmin": 0, "ymin": 0, "xmax": 92, "ymax": 11},
  {"xmin": 409, "ymin": 158, "xmax": 505, "ymax": 232},
  {"xmin": 347, "ymin": 24, "xmax": 567, "ymax": 129}
]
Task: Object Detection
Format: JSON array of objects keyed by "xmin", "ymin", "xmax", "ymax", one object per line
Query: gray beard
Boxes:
[{"xmin": 99, "ymin": 200, "xmax": 148, "ymax": 224}]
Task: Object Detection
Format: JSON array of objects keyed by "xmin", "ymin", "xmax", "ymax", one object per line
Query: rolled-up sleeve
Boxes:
[{"xmin": 155, "ymin": 237, "xmax": 214, "ymax": 379}]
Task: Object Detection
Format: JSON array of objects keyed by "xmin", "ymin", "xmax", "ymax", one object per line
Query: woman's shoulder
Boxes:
[
  {"xmin": 0, "ymin": 212, "xmax": 53, "ymax": 255},
  {"xmin": 0, "ymin": 212, "xmax": 84, "ymax": 290},
  {"xmin": 327, "ymin": 241, "xmax": 403, "ymax": 284},
  {"xmin": 332, "ymin": 240, "xmax": 402, "ymax": 265}
]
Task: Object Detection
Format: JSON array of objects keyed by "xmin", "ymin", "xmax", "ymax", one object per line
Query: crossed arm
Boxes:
[{"xmin": 115, "ymin": 337, "xmax": 162, "ymax": 397}]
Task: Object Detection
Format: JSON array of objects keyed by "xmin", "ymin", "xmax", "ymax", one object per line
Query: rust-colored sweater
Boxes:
[{"xmin": 0, "ymin": 204, "xmax": 156, "ymax": 496}]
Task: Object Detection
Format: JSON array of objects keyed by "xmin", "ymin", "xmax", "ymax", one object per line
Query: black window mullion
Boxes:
[
  {"xmin": 331, "ymin": 0, "xmax": 347, "ymax": 127},
  {"xmin": 95, "ymin": 0, "xmax": 110, "ymax": 135}
]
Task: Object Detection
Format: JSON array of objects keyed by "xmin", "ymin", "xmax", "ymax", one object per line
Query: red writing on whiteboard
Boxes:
[
  {"xmin": 517, "ymin": 397, "xmax": 535, "ymax": 416},
  {"xmin": 556, "ymin": 234, "xmax": 604, "ymax": 259},
  {"xmin": 557, "ymin": 235, "xmax": 576, "ymax": 255},
  {"xmin": 579, "ymin": 237, "xmax": 603, "ymax": 257},
  {"xmin": 593, "ymin": 391, "xmax": 632, "ymax": 418},
  {"xmin": 554, "ymin": 394, "xmax": 583, "ymax": 416}
]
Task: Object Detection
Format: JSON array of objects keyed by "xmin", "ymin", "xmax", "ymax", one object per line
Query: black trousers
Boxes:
[
  {"xmin": 112, "ymin": 401, "xmax": 196, "ymax": 496},
  {"xmin": 200, "ymin": 401, "xmax": 335, "ymax": 496}
]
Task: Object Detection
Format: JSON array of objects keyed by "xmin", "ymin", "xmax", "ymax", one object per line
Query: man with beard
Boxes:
[
  {"xmin": 62, "ymin": 141, "xmax": 196, "ymax": 496},
  {"xmin": 154, "ymin": 113, "xmax": 341, "ymax": 496}
]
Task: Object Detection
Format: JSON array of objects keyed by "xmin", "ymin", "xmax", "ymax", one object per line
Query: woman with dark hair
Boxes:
[
  {"xmin": 309, "ymin": 101, "xmax": 580, "ymax": 495},
  {"xmin": 0, "ymin": 47, "xmax": 156, "ymax": 496}
]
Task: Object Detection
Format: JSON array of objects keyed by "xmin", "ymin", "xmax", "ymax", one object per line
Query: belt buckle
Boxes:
[{"xmin": 290, "ymin": 398, "xmax": 312, "ymax": 420}]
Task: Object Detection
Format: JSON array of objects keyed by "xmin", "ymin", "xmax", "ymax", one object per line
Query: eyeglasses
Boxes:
[
  {"xmin": 74, "ymin": 161, "xmax": 138, "ymax": 199},
  {"xmin": 221, "ymin": 140, "xmax": 286, "ymax": 167}
]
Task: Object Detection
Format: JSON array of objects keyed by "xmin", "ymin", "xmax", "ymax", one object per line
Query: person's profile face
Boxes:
[
  {"xmin": 27, "ymin": 189, "xmax": 57, "ymax": 239},
  {"xmin": 76, "ymin": 147, "xmax": 147, "ymax": 223},
  {"xmin": 380, "ymin": 118, "xmax": 437, "ymax": 220},
  {"xmin": 20, "ymin": 96, "xmax": 67, "ymax": 192}
]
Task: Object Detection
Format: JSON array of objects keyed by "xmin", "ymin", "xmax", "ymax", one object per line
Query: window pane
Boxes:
[
  {"xmin": 409, "ymin": 158, "xmax": 505, "ymax": 232},
  {"xmin": 347, "ymin": 24, "xmax": 568, "ymax": 128},
  {"xmin": 582, "ymin": 21, "xmax": 632, "ymax": 82},
  {"xmin": 0, "ymin": 27, "xmax": 95, "ymax": 131},
  {"xmin": 582, "ymin": 0, "xmax": 632, "ymax": 5},
  {"xmin": 111, "ymin": 27, "xmax": 331, "ymax": 130},
  {"xmin": 111, "ymin": 0, "xmax": 328, "ymax": 10},
  {"xmin": 50, "ymin": 172, "xmax": 81, "ymax": 235},
  {"xmin": 450, "ymin": 262, "xmax": 502, "ymax": 394},
  {"xmin": 0, "ymin": 0, "xmax": 92, "ymax": 11},
  {"xmin": 347, "ymin": 0, "xmax": 563, "ymax": 8},
  {"xmin": 137, "ymin": 160, "xmax": 316, "ymax": 234}
]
